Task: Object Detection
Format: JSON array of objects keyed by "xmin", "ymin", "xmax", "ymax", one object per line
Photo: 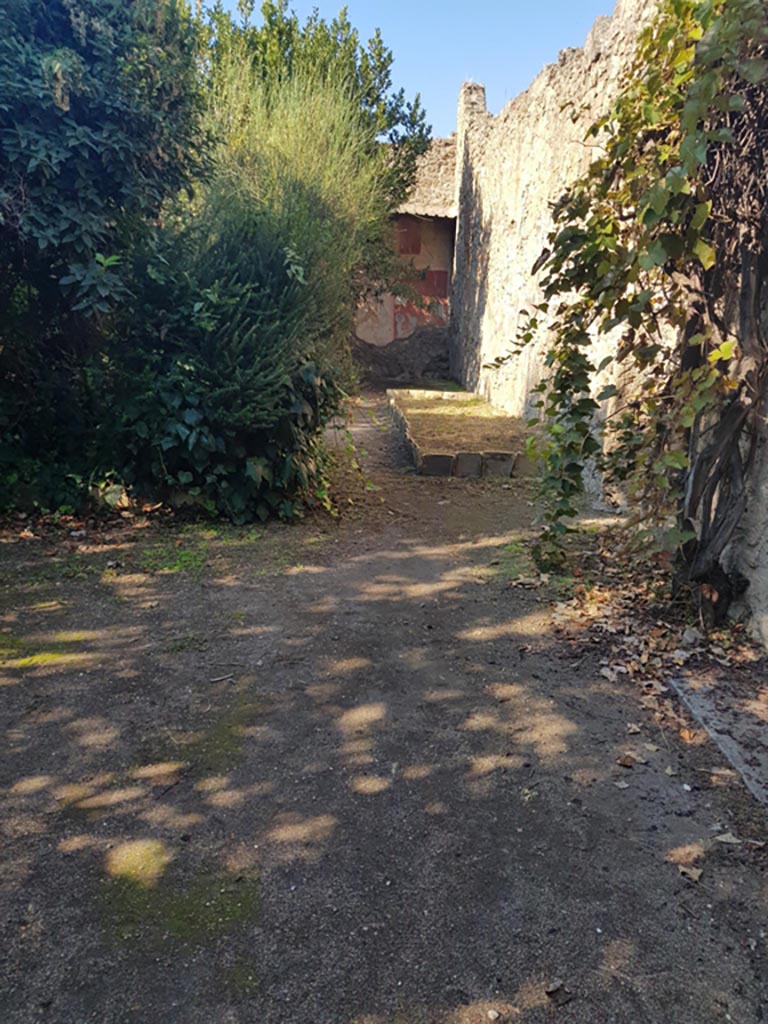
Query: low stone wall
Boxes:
[{"xmin": 387, "ymin": 389, "xmax": 533, "ymax": 480}]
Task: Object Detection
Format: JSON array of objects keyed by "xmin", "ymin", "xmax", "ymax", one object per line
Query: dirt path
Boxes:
[{"xmin": 2, "ymin": 395, "xmax": 767, "ymax": 1024}]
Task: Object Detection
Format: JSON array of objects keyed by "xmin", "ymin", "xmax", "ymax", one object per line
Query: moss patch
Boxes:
[
  {"xmin": 136, "ymin": 541, "xmax": 208, "ymax": 579},
  {"xmin": 1, "ymin": 553, "xmax": 103, "ymax": 586},
  {"xmin": 164, "ymin": 633, "xmax": 210, "ymax": 655},
  {"xmin": 191, "ymin": 523, "xmax": 263, "ymax": 546},
  {"xmin": 222, "ymin": 957, "xmax": 262, "ymax": 997},
  {"xmin": 100, "ymin": 867, "xmax": 260, "ymax": 947},
  {"xmin": 183, "ymin": 696, "xmax": 262, "ymax": 773},
  {"xmin": 485, "ymin": 539, "xmax": 578, "ymax": 598},
  {"xmin": 489, "ymin": 540, "xmax": 533, "ymax": 581},
  {"xmin": 0, "ymin": 630, "xmax": 90, "ymax": 669},
  {"xmin": 143, "ymin": 688, "xmax": 262, "ymax": 775}
]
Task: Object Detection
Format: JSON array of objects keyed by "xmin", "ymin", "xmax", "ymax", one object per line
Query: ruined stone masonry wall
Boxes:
[
  {"xmin": 449, "ymin": 0, "xmax": 768, "ymax": 642},
  {"xmin": 451, "ymin": 0, "xmax": 657, "ymax": 415}
]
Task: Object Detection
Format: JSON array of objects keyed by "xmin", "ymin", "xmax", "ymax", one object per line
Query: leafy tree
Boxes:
[
  {"xmin": 0, "ymin": 0, "xmax": 207, "ymax": 316},
  {"xmin": 0, "ymin": 0, "xmax": 208, "ymax": 509},
  {"xmin": 205, "ymin": 0, "xmax": 430, "ymax": 208}
]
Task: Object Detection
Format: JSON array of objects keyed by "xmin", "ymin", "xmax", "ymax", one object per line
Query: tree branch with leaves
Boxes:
[{"xmin": 511, "ymin": 0, "xmax": 767, "ymax": 624}]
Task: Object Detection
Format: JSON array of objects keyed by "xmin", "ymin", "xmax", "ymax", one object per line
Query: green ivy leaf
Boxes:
[
  {"xmin": 689, "ymin": 201, "xmax": 711, "ymax": 232},
  {"xmin": 738, "ymin": 59, "xmax": 768, "ymax": 85},
  {"xmin": 692, "ymin": 238, "xmax": 716, "ymax": 270}
]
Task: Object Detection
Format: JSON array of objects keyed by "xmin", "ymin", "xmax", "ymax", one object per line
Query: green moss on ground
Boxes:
[
  {"xmin": 222, "ymin": 957, "xmax": 262, "ymax": 996},
  {"xmin": 100, "ymin": 869, "xmax": 260, "ymax": 947},
  {"xmin": 0, "ymin": 629, "xmax": 89, "ymax": 668},
  {"xmin": 183, "ymin": 696, "xmax": 262, "ymax": 772},
  {"xmin": 136, "ymin": 541, "xmax": 209, "ymax": 578},
  {"xmin": 142, "ymin": 688, "xmax": 262, "ymax": 775}
]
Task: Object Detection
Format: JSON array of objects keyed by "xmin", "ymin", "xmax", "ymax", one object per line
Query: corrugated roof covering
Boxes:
[{"xmin": 398, "ymin": 136, "xmax": 457, "ymax": 219}]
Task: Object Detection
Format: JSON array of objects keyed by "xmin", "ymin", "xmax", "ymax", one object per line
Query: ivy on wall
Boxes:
[{"xmin": 511, "ymin": 0, "xmax": 768, "ymax": 621}]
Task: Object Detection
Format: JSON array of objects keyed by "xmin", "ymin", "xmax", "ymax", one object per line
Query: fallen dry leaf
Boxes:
[
  {"xmin": 545, "ymin": 979, "xmax": 575, "ymax": 1007},
  {"xmin": 627, "ymin": 723, "xmax": 642, "ymax": 734},
  {"xmin": 643, "ymin": 680, "xmax": 668, "ymax": 695},
  {"xmin": 678, "ymin": 865, "xmax": 703, "ymax": 883},
  {"xmin": 714, "ymin": 832, "xmax": 742, "ymax": 846}
]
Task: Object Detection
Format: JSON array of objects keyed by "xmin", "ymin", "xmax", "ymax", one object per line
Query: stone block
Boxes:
[
  {"xmin": 453, "ymin": 452, "xmax": 483, "ymax": 478},
  {"xmin": 405, "ymin": 435, "xmax": 420, "ymax": 467},
  {"xmin": 513, "ymin": 450, "xmax": 539, "ymax": 479},
  {"xmin": 419, "ymin": 453, "xmax": 455, "ymax": 477},
  {"xmin": 482, "ymin": 452, "xmax": 517, "ymax": 478}
]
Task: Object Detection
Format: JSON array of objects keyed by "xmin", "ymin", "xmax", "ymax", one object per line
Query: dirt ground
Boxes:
[
  {"xmin": 2, "ymin": 393, "xmax": 768, "ymax": 1024},
  {"xmin": 389, "ymin": 391, "xmax": 529, "ymax": 455}
]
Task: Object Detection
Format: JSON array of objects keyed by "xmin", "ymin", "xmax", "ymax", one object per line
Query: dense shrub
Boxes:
[
  {"xmin": 113, "ymin": 197, "xmax": 342, "ymax": 521},
  {"xmin": 0, "ymin": 0, "xmax": 207, "ymax": 510},
  {"xmin": 0, "ymin": 2, "xmax": 426, "ymax": 520},
  {"xmin": 0, "ymin": 0, "xmax": 205, "ymax": 306},
  {"xmin": 205, "ymin": 55, "xmax": 392, "ymax": 370},
  {"xmin": 103, "ymin": 59, "xmax": 395, "ymax": 521}
]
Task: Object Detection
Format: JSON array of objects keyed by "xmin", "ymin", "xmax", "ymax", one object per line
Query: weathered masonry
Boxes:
[
  {"xmin": 450, "ymin": 1, "xmax": 656, "ymax": 415},
  {"xmin": 442, "ymin": 0, "xmax": 768, "ymax": 642}
]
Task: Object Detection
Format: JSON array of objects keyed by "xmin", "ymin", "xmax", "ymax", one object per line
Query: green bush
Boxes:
[
  {"xmin": 114, "ymin": 203, "xmax": 342, "ymax": 522},
  {"xmin": 0, "ymin": 0, "xmax": 206, "ymax": 312},
  {"xmin": 0, "ymin": 0, "xmax": 207, "ymax": 512},
  {"xmin": 0, "ymin": 2, "xmax": 423, "ymax": 520},
  {"xmin": 104, "ymin": 60, "xmax": 394, "ymax": 522},
  {"xmin": 119, "ymin": 359, "xmax": 339, "ymax": 523},
  {"xmin": 204, "ymin": 51, "xmax": 392, "ymax": 369}
]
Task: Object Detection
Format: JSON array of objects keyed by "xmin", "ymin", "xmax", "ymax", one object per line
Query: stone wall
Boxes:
[
  {"xmin": 451, "ymin": 0, "xmax": 657, "ymax": 415},
  {"xmin": 448, "ymin": 0, "xmax": 768, "ymax": 644}
]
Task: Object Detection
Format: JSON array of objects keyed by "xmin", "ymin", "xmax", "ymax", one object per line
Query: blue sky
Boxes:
[{"xmin": 222, "ymin": 0, "xmax": 616, "ymax": 136}]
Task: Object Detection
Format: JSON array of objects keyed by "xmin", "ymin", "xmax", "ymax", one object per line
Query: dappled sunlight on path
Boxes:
[{"xmin": 1, "ymin": 398, "xmax": 766, "ymax": 1023}]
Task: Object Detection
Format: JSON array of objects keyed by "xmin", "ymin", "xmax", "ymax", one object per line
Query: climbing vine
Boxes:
[{"xmin": 517, "ymin": 0, "xmax": 768, "ymax": 621}]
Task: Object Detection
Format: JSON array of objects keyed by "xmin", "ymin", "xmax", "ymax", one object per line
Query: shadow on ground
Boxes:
[{"xmin": 1, "ymin": 398, "xmax": 766, "ymax": 1024}]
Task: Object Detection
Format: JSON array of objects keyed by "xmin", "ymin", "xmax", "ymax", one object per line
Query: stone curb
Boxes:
[{"xmin": 386, "ymin": 389, "xmax": 534, "ymax": 480}]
